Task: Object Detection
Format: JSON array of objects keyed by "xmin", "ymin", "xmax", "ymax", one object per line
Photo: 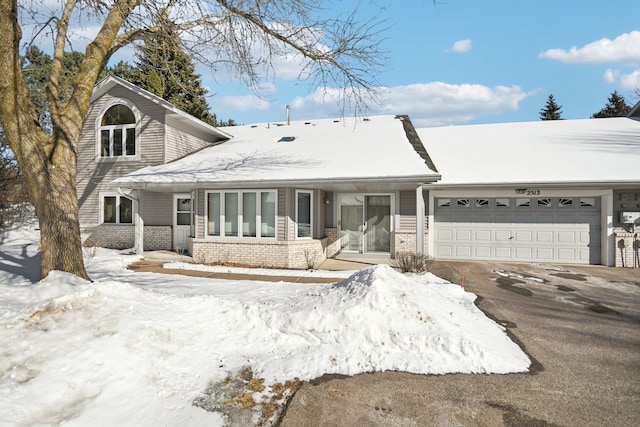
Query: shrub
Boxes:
[{"xmin": 393, "ymin": 251, "xmax": 433, "ymax": 273}]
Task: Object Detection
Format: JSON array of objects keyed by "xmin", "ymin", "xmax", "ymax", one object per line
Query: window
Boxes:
[
  {"xmin": 537, "ymin": 198, "xmax": 552, "ymax": 208},
  {"xmin": 496, "ymin": 198, "xmax": 510, "ymax": 207},
  {"xmin": 206, "ymin": 190, "xmax": 277, "ymax": 238},
  {"xmin": 457, "ymin": 199, "xmax": 470, "ymax": 207},
  {"xmin": 99, "ymin": 103, "xmax": 137, "ymax": 158},
  {"xmin": 296, "ymin": 191, "xmax": 312, "ymax": 238},
  {"xmin": 437, "ymin": 199, "xmax": 451, "ymax": 207},
  {"xmin": 516, "ymin": 198, "xmax": 530, "ymax": 207},
  {"xmin": 559, "ymin": 198, "xmax": 573, "ymax": 207},
  {"xmin": 476, "ymin": 199, "xmax": 489, "ymax": 208},
  {"xmin": 101, "ymin": 194, "xmax": 134, "ymax": 224},
  {"xmin": 580, "ymin": 197, "xmax": 595, "ymax": 207}
]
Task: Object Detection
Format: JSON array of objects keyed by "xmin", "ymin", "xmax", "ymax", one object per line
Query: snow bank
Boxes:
[{"xmin": 0, "ymin": 227, "xmax": 529, "ymax": 426}]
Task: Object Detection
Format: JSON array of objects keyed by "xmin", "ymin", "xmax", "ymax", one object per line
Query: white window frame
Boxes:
[
  {"xmin": 295, "ymin": 190, "xmax": 313, "ymax": 239},
  {"xmin": 95, "ymin": 98, "xmax": 141, "ymax": 162},
  {"xmin": 205, "ymin": 190, "xmax": 277, "ymax": 239},
  {"xmin": 99, "ymin": 192, "xmax": 137, "ymax": 225}
]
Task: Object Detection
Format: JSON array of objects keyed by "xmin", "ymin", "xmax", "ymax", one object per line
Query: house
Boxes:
[
  {"xmin": 78, "ymin": 76, "xmax": 440, "ymax": 269},
  {"xmin": 417, "ymin": 112, "xmax": 640, "ymax": 268},
  {"xmin": 79, "ymin": 76, "xmax": 640, "ymax": 269}
]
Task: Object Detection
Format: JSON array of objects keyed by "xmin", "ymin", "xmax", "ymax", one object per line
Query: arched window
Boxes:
[{"xmin": 99, "ymin": 104, "xmax": 137, "ymax": 157}]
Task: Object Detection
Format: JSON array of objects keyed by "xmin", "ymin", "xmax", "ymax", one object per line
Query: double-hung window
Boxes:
[
  {"xmin": 207, "ymin": 190, "xmax": 276, "ymax": 238},
  {"xmin": 101, "ymin": 194, "xmax": 134, "ymax": 224},
  {"xmin": 99, "ymin": 103, "xmax": 137, "ymax": 158}
]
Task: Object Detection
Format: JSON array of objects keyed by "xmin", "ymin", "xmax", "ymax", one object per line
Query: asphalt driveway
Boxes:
[{"xmin": 280, "ymin": 261, "xmax": 640, "ymax": 426}]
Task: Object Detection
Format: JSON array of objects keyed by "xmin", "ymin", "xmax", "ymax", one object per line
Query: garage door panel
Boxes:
[
  {"xmin": 536, "ymin": 231, "xmax": 554, "ymax": 243},
  {"xmin": 436, "ymin": 229, "xmax": 453, "ymax": 240},
  {"xmin": 557, "ymin": 231, "xmax": 577, "ymax": 243},
  {"xmin": 475, "ymin": 230, "xmax": 492, "ymax": 241},
  {"xmin": 434, "ymin": 196, "xmax": 601, "ymax": 264},
  {"xmin": 495, "ymin": 247, "xmax": 512, "ymax": 258},
  {"xmin": 535, "ymin": 248, "xmax": 554, "ymax": 260},
  {"xmin": 495, "ymin": 230, "xmax": 512, "ymax": 242},
  {"xmin": 515, "ymin": 230, "xmax": 533, "ymax": 242},
  {"xmin": 475, "ymin": 246, "xmax": 491, "ymax": 258},
  {"xmin": 515, "ymin": 247, "xmax": 533, "ymax": 259},
  {"xmin": 455, "ymin": 246, "xmax": 472, "ymax": 257},
  {"xmin": 557, "ymin": 248, "xmax": 577, "ymax": 262},
  {"xmin": 455, "ymin": 229, "xmax": 472, "ymax": 241}
]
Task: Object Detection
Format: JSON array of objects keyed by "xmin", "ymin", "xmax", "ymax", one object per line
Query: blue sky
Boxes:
[
  {"xmin": 196, "ymin": 0, "xmax": 640, "ymax": 127},
  {"xmin": 26, "ymin": 0, "xmax": 640, "ymax": 128}
]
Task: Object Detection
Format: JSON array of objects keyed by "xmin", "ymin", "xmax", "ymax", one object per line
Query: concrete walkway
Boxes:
[{"xmin": 128, "ymin": 252, "xmax": 390, "ymax": 284}]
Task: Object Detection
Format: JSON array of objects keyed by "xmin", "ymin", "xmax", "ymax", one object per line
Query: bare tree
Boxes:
[{"xmin": 0, "ymin": 0, "xmax": 386, "ymax": 280}]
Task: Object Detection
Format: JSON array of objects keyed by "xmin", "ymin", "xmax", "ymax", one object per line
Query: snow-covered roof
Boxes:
[
  {"xmin": 92, "ymin": 76, "xmax": 232, "ymax": 141},
  {"xmin": 417, "ymin": 117, "xmax": 640, "ymax": 187},
  {"xmin": 114, "ymin": 115, "xmax": 440, "ymax": 189}
]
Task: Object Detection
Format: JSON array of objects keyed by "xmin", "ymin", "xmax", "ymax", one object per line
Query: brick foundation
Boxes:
[
  {"xmin": 82, "ymin": 225, "xmax": 172, "ymax": 251},
  {"xmin": 190, "ymin": 237, "xmax": 328, "ymax": 270}
]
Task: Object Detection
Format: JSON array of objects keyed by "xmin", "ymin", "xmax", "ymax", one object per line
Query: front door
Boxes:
[
  {"xmin": 173, "ymin": 193, "xmax": 192, "ymax": 252},
  {"xmin": 338, "ymin": 194, "xmax": 392, "ymax": 253}
]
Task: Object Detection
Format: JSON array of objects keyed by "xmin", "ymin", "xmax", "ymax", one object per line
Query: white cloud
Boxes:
[
  {"xmin": 447, "ymin": 39, "xmax": 472, "ymax": 53},
  {"xmin": 603, "ymin": 68, "xmax": 640, "ymax": 90},
  {"xmin": 217, "ymin": 94, "xmax": 272, "ymax": 112},
  {"xmin": 539, "ymin": 31, "xmax": 640, "ymax": 65},
  {"xmin": 282, "ymin": 82, "xmax": 534, "ymax": 127}
]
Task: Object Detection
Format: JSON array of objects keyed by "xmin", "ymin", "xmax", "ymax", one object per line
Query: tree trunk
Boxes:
[{"xmin": 34, "ymin": 148, "xmax": 89, "ymax": 281}]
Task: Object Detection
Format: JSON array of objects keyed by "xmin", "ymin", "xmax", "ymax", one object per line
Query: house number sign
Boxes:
[{"xmin": 515, "ymin": 189, "xmax": 541, "ymax": 195}]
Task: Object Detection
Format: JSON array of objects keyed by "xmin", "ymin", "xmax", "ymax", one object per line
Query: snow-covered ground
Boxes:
[{"xmin": 0, "ymin": 223, "xmax": 530, "ymax": 426}]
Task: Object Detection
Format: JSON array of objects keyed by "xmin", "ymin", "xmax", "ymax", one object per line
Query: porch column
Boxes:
[
  {"xmin": 134, "ymin": 213, "xmax": 144, "ymax": 255},
  {"xmin": 602, "ymin": 189, "xmax": 614, "ymax": 266},
  {"xmin": 416, "ymin": 185, "xmax": 425, "ymax": 255}
]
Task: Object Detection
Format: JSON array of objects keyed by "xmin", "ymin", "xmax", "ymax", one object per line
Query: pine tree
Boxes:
[
  {"xmin": 134, "ymin": 25, "xmax": 218, "ymax": 126},
  {"xmin": 591, "ymin": 91, "xmax": 631, "ymax": 118},
  {"xmin": 539, "ymin": 94, "xmax": 563, "ymax": 120}
]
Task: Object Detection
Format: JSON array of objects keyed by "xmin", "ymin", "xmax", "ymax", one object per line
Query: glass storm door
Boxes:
[
  {"xmin": 365, "ymin": 195, "xmax": 391, "ymax": 253},
  {"xmin": 173, "ymin": 193, "xmax": 192, "ymax": 252},
  {"xmin": 338, "ymin": 194, "xmax": 391, "ymax": 253}
]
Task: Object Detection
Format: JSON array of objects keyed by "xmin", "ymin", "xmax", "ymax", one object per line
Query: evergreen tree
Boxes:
[
  {"xmin": 135, "ymin": 25, "xmax": 218, "ymax": 126},
  {"xmin": 591, "ymin": 91, "xmax": 631, "ymax": 118},
  {"xmin": 21, "ymin": 46, "xmax": 83, "ymax": 132},
  {"xmin": 539, "ymin": 94, "xmax": 563, "ymax": 120}
]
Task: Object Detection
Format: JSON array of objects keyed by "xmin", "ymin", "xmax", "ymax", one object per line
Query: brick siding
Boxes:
[
  {"xmin": 190, "ymin": 237, "xmax": 327, "ymax": 269},
  {"xmin": 82, "ymin": 225, "xmax": 172, "ymax": 250}
]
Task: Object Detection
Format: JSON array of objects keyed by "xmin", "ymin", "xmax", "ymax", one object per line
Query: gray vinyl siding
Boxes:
[
  {"xmin": 315, "ymin": 190, "xmax": 325, "ymax": 237},
  {"xmin": 399, "ymin": 190, "xmax": 416, "ymax": 229},
  {"xmin": 165, "ymin": 116, "xmax": 217, "ymax": 162},
  {"xmin": 140, "ymin": 192, "xmax": 172, "ymax": 226},
  {"xmin": 613, "ymin": 188, "xmax": 640, "ymax": 227},
  {"xmin": 77, "ymin": 88, "xmax": 167, "ymax": 226},
  {"xmin": 196, "ymin": 189, "xmax": 206, "ymax": 239},
  {"xmin": 398, "ymin": 189, "xmax": 428, "ymax": 230},
  {"xmin": 324, "ymin": 191, "xmax": 334, "ymax": 228},
  {"xmin": 277, "ymin": 188, "xmax": 289, "ymax": 240}
]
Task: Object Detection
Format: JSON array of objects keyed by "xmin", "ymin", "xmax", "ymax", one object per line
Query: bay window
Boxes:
[{"xmin": 207, "ymin": 190, "xmax": 276, "ymax": 238}]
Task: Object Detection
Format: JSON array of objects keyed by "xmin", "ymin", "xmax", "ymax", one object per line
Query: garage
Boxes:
[{"xmin": 434, "ymin": 196, "xmax": 601, "ymax": 264}]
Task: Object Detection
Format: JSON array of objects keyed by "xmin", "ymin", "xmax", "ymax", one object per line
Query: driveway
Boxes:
[{"xmin": 280, "ymin": 261, "xmax": 640, "ymax": 426}]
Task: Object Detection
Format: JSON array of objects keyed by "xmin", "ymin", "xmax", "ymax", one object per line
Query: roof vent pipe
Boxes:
[{"xmin": 286, "ymin": 104, "xmax": 290, "ymax": 125}]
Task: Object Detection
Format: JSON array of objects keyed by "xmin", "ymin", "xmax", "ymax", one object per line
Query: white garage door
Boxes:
[{"xmin": 434, "ymin": 197, "xmax": 601, "ymax": 264}]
